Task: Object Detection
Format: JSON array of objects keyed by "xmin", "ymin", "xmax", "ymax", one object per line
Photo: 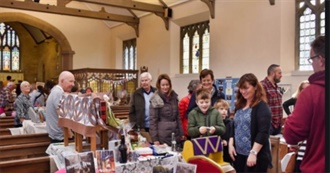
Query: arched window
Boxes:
[
  {"xmin": 123, "ymin": 38, "xmax": 137, "ymax": 70},
  {"xmin": 296, "ymin": 0, "xmax": 325, "ymax": 71},
  {"xmin": 181, "ymin": 21, "xmax": 209, "ymax": 74},
  {"xmin": 0, "ymin": 23, "xmax": 20, "ymax": 71}
]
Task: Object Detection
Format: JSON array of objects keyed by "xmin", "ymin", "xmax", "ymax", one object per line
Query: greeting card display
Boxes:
[{"xmin": 64, "ymin": 151, "xmax": 95, "ymax": 173}]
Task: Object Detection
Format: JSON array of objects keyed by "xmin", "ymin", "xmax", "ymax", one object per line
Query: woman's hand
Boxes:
[
  {"xmin": 222, "ymin": 140, "xmax": 227, "ymax": 146},
  {"xmin": 247, "ymin": 154, "xmax": 257, "ymax": 167},
  {"xmin": 228, "ymin": 144, "xmax": 237, "ymax": 161}
]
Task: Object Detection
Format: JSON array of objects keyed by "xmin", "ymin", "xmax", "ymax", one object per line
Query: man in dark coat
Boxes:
[{"xmin": 129, "ymin": 72, "xmax": 156, "ymax": 132}]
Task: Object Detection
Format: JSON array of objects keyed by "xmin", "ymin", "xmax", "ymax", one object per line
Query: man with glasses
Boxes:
[
  {"xmin": 284, "ymin": 35, "xmax": 325, "ymax": 172},
  {"xmin": 261, "ymin": 64, "xmax": 283, "ymax": 135}
]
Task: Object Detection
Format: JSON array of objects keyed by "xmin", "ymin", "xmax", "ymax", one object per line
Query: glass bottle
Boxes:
[
  {"xmin": 171, "ymin": 132, "xmax": 176, "ymax": 152},
  {"xmin": 119, "ymin": 135, "xmax": 127, "ymax": 163}
]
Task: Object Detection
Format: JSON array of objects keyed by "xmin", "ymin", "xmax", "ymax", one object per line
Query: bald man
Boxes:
[{"xmin": 46, "ymin": 71, "xmax": 75, "ymax": 143}]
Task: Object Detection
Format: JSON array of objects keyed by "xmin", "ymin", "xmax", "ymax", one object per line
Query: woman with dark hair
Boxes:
[
  {"xmin": 149, "ymin": 74, "xmax": 184, "ymax": 146},
  {"xmin": 228, "ymin": 73, "xmax": 272, "ymax": 172},
  {"xmin": 186, "ymin": 69, "xmax": 225, "ymax": 117}
]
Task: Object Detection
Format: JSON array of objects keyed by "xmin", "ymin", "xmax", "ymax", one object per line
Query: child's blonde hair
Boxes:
[{"xmin": 214, "ymin": 99, "xmax": 229, "ymax": 110}]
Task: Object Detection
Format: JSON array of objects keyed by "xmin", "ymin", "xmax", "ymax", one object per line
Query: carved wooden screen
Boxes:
[{"xmin": 70, "ymin": 68, "xmax": 138, "ymax": 99}]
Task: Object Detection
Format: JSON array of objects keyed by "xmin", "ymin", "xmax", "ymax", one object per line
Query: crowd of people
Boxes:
[
  {"xmin": 0, "ymin": 77, "xmax": 55, "ymax": 126},
  {"xmin": 1, "ymin": 36, "xmax": 324, "ymax": 172},
  {"xmin": 128, "ymin": 36, "xmax": 325, "ymax": 172}
]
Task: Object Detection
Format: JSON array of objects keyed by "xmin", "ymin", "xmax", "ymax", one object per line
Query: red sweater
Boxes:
[
  {"xmin": 178, "ymin": 94, "xmax": 191, "ymax": 136},
  {"xmin": 284, "ymin": 71, "xmax": 325, "ymax": 173}
]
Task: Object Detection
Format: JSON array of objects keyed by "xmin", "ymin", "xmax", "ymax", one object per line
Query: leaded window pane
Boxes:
[
  {"xmin": 0, "ymin": 23, "xmax": 20, "ymax": 71},
  {"xmin": 123, "ymin": 38, "xmax": 136, "ymax": 70},
  {"xmin": 297, "ymin": 0, "xmax": 324, "ymax": 71},
  {"xmin": 180, "ymin": 21, "xmax": 210, "ymax": 74}
]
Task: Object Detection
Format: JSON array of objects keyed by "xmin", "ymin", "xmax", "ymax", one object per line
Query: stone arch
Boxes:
[{"xmin": 0, "ymin": 12, "xmax": 74, "ymax": 70}]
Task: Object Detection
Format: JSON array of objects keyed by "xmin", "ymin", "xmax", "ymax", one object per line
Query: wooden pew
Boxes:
[
  {"xmin": 0, "ymin": 156, "xmax": 50, "ymax": 173},
  {"xmin": 0, "ymin": 116, "xmax": 15, "ymax": 128},
  {"xmin": 0, "ymin": 133, "xmax": 49, "ymax": 146},
  {"xmin": 268, "ymin": 136, "xmax": 281, "ymax": 173},
  {"xmin": 111, "ymin": 105, "xmax": 130, "ymax": 120},
  {"xmin": 0, "ymin": 142, "xmax": 49, "ymax": 161},
  {"xmin": 0, "ymin": 118, "xmax": 14, "ymax": 123},
  {"xmin": 0, "ymin": 129, "xmax": 11, "ymax": 136},
  {"xmin": 0, "ymin": 122, "xmax": 15, "ymax": 129}
]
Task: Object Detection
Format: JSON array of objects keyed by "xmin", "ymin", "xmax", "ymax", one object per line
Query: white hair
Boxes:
[
  {"xmin": 20, "ymin": 81, "xmax": 30, "ymax": 89},
  {"xmin": 140, "ymin": 72, "xmax": 152, "ymax": 81},
  {"xmin": 58, "ymin": 71, "xmax": 74, "ymax": 83}
]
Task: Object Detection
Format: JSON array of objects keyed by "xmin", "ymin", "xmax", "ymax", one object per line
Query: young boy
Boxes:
[
  {"xmin": 214, "ymin": 99, "xmax": 233, "ymax": 164},
  {"xmin": 187, "ymin": 88, "xmax": 225, "ymax": 139}
]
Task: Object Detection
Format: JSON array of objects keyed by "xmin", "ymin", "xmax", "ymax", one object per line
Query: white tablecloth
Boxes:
[
  {"xmin": 8, "ymin": 127, "xmax": 24, "ymax": 135},
  {"xmin": 22, "ymin": 120, "xmax": 47, "ymax": 134},
  {"xmin": 46, "ymin": 142, "xmax": 77, "ymax": 170}
]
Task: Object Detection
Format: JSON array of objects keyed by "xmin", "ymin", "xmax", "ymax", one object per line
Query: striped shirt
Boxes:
[
  {"xmin": 0, "ymin": 87, "xmax": 14, "ymax": 108},
  {"xmin": 261, "ymin": 77, "xmax": 283, "ymax": 129},
  {"xmin": 14, "ymin": 93, "xmax": 33, "ymax": 125},
  {"xmin": 297, "ymin": 140, "xmax": 307, "ymax": 161}
]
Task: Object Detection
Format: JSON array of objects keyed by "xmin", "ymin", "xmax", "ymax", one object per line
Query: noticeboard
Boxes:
[{"xmin": 215, "ymin": 77, "xmax": 240, "ymax": 112}]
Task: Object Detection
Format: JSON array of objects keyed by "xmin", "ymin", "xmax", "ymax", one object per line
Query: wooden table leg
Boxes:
[
  {"xmin": 100, "ymin": 130, "xmax": 108, "ymax": 150},
  {"xmin": 63, "ymin": 127, "xmax": 69, "ymax": 146},
  {"xmin": 90, "ymin": 136, "xmax": 96, "ymax": 152},
  {"xmin": 75, "ymin": 133, "xmax": 83, "ymax": 152}
]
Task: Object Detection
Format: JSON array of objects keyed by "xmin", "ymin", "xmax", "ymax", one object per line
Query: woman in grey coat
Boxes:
[{"xmin": 149, "ymin": 74, "xmax": 184, "ymax": 146}]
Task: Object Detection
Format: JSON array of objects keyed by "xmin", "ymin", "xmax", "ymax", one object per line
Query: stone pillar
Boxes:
[{"xmin": 61, "ymin": 50, "xmax": 75, "ymax": 70}]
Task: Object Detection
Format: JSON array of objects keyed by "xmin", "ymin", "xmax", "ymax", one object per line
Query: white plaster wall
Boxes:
[{"xmin": 0, "ymin": 0, "xmax": 312, "ymax": 101}]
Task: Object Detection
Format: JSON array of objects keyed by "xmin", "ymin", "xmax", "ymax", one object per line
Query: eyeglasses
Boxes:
[{"xmin": 307, "ymin": 55, "xmax": 319, "ymax": 64}]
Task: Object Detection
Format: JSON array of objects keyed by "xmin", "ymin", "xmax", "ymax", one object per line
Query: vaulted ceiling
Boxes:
[
  {"xmin": 0, "ymin": 0, "xmax": 275, "ymax": 37},
  {"xmin": 0, "ymin": 0, "xmax": 199, "ymax": 37}
]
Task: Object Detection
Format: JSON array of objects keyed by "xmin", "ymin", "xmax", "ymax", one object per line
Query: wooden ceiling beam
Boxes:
[
  {"xmin": 201, "ymin": 0, "xmax": 215, "ymax": 19},
  {"xmin": 74, "ymin": 0, "xmax": 172, "ymax": 30},
  {"xmin": 0, "ymin": 0, "xmax": 139, "ymax": 24},
  {"xmin": 74, "ymin": 0, "xmax": 166, "ymax": 14}
]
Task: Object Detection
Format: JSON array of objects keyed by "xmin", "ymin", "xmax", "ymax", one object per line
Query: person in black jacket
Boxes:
[
  {"xmin": 228, "ymin": 73, "xmax": 272, "ymax": 172},
  {"xmin": 186, "ymin": 69, "xmax": 225, "ymax": 117},
  {"xmin": 214, "ymin": 99, "xmax": 233, "ymax": 165},
  {"xmin": 129, "ymin": 72, "xmax": 156, "ymax": 132},
  {"xmin": 282, "ymin": 80, "xmax": 309, "ymax": 115}
]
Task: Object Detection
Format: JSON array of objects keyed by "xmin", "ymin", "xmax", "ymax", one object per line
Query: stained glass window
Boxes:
[
  {"xmin": 123, "ymin": 38, "xmax": 137, "ymax": 70},
  {"xmin": 296, "ymin": 0, "xmax": 324, "ymax": 71},
  {"xmin": 0, "ymin": 22, "xmax": 20, "ymax": 71},
  {"xmin": 181, "ymin": 21, "xmax": 209, "ymax": 74}
]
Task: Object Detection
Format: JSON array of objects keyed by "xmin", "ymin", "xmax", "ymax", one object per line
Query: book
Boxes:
[{"xmin": 95, "ymin": 150, "xmax": 115, "ymax": 173}]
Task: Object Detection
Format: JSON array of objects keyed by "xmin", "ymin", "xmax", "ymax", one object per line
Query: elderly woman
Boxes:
[
  {"xmin": 149, "ymin": 74, "xmax": 184, "ymax": 146},
  {"xmin": 14, "ymin": 81, "xmax": 33, "ymax": 127},
  {"xmin": 228, "ymin": 73, "xmax": 272, "ymax": 172}
]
